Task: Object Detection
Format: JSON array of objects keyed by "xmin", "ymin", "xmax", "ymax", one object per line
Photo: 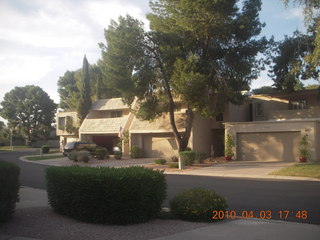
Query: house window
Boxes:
[
  {"xmin": 289, "ymin": 100, "xmax": 307, "ymax": 110},
  {"xmin": 58, "ymin": 117, "xmax": 66, "ymax": 130},
  {"xmin": 255, "ymin": 102, "xmax": 264, "ymax": 117},
  {"xmin": 111, "ymin": 111, "xmax": 122, "ymax": 118}
]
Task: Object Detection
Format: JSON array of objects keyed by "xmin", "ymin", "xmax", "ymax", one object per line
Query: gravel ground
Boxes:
[{"xmin": 0, "ymin": 207, "xmax": 211, "ymax": 240}]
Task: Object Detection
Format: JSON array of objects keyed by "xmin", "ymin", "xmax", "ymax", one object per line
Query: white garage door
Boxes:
[
  {"xmin": 143, "ymin": 133, "xmax": 178, "ymax": 158},
  {"xmin": 237, "ymin": 132, "xmax": 300, "ymax": 161}
]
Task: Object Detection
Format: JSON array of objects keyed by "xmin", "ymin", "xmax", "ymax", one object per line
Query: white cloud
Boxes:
[{"xmin": 279, "ymin": 7, "xmax": 304, "ymax": 21}]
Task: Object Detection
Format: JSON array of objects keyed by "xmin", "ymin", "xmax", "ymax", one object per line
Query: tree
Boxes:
[
  {"xmin": 0, "ymin": 85, "xmax": 56, "ymax": 143},
  {"xmin": 57, "ymin": 70, "xmax": 80, "ymax": 110},
  {"xmin": 252, "ymin": 86, "xmax": 279, "ymax": 94},
  {"xmin": 268, "ymin": 27, "xmax": 319, "ymax": 91},
  {"xmin": 100, "ymin": 0, "xmax": 267, "ymax": 152},
  {"xmin": 77, "ymin": 55, "xmax": 92, "ymax": 123}
]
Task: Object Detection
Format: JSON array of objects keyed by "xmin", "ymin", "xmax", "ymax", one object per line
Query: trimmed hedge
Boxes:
[
  {"xmin": 170, "ymin": 188, "xmax": 227, "ymax": 222},
  {"xmin": 41, "ymin": 145, "xmax": 50, "ymax": 154},
  {"xmin": 67, "ymin": 151, "xmax": 90, "ymax": 162},
  {"xmin": 0, "ymin": 160, "xmax": 20, "ymax": 224},
  {"xmin": 155, "ymin": 159, "xmax": 166, "ymax": 165},
  {"xmin": 114, "ymin": 151, "xmax": 122, "ymax": 159},
  {"xmin": 95, "ymin": 147, "xmax": 109, "ymax": 160},
  {"xmin": 179, "ymin": 151, "xmax": 196, "ymax": 166},
  {"xmin": 195, "ymin": 152, "xmax": 206, "ymax": 163},
  {"xmin": 130, "ymin": 145, "xmax": 143, "ymax": 158},
  {"xmin": 46, "ymin": 166, "xmax": 167, "ymax": 225}
]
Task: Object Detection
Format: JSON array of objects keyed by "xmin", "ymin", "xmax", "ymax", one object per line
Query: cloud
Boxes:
[{"xmin": 279, "ymin": 7, "xmax": 304, "ymax": 21}]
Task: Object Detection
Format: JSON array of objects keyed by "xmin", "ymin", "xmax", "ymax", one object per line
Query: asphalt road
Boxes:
[{"xmin": 1, "ymin": 150, "xmax": 319, "ymax": 225}]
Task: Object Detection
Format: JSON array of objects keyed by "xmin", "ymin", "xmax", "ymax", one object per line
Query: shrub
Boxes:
[
  {"xmin": 67, "ymin": 151, "xmax": 78, "ymax": 162},
  {"xmin": 195, "ymin": 152, "xmax": 206, "ymax": 163},
  {"xmin": 41, "ymin": 145, "xmax": 50, "ymax": 154},
  {"xmin": 77, "ymin": 151, "xmax": 90, "ymax": 163},
  {"xmin": 46, "ymin": 166, "xmax": 167, "ymax": 225},
  {"xmin": 169, "ymin": 162, "xmax": 179, "ymax": 168},
  {"xmin": 0, "ymin": 160, "xmax": 20, "ymax": 224},
  {"xmin": 114, "ymin": 151, "xmax": 122, "ymax": 160},
  {"xmin": 170, "ymin": 156, "xmax": 179, "ymax": 162},
  {"xmin": 170, "ymin": 188, "xmax": 228, "ymax": 222},
  {"xmin": 95, "ymin": 147, "xmax": 109, "ymax": 160},
  {"xmin": 179, "ymin": 151, "xmax": 196, "ymax": 166},
  {"xmin": 130, "ymin": 145, "xmax": 143, "ymax": 158},
  {"xmin": 155, "ymin": 159, "xmax": 166, "ymax": 165}
]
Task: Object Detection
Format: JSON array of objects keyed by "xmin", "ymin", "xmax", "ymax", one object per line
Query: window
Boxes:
[
  {"xmin": 111, "ymin": 111, "xmax": 122, "ymax": 118},
  {"xmin": 58, "ymin": 117, "xmax": 66, "ymax": 130},
  {"xmin": 255, "ymin": 102, "xmax": 264, "ymax": 117},
  {"xmin": 289, "ymin": 100, "xmax": 307, "ymax": 110}
]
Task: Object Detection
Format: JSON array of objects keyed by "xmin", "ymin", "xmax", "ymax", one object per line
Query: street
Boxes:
[{"xmin": 1, "ymin": 150, "xmax": 319, "ymax": 224}]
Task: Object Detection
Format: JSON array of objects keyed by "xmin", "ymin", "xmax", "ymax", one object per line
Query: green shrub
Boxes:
[
  {"xmin": 130, "ymin": 145, "xmax": 143, "ymax": 158},
  {"xmin": 170, "ymin": 188, "xmax": 227, "ymax": 222},
  {"xmin": 77, "ymin": 151, "xmax": 90, "ymax": 163},
  {"xmin": 0, "ymin": 160, "xmax": 20, "ymax": 224},
  {"xmin": 46, "ymin": 166, "xmax": 167, "ymax": 225},
  {"xmin": 179, "ymin": 151, "xmax": 196, "ymax": 166},
  {"xmin": 95, "ymin": 147, "xmax": 109, "ymax": 160},
  {"xmin": 195, "ymin": 152, "xmax": 206, "ymax": 163},
  {"xmin": 114, "ymin": 151, "xmax": 122, "ymax": 160},
  {"xmin": 170, "ymin": 156, "xmax": 179, "ymax": 162},
  {"xmin": 67, "ymin": 151, "xmax": 78, "ymax": 162},
  {"xmin": 169, "ymin": 162, "xmax": 179, "ymax": 168},
  {"xmin": 41, "ymin": 145, "xmax": 50, "ymax": 154},
  {"xmin": 155, "ymin": 159, "xmax": 166, "ymax": 165}
]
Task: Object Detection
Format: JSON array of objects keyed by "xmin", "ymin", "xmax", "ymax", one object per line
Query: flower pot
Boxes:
[
  {"xmin": 299, "ymin": 156, "xmax": 307, "ymax": 163},
  {"xmin": 225, "ymin": 156, "xmax": 232, "ymax": 161}
]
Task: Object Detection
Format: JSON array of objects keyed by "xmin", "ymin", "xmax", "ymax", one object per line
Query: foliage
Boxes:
[
  {"xmin": 155, "ymin": 159, "xmax": 166, "ymax": 165},
  {"xmin": 0, "ymin": 160, "xmax": 20, "ymax": 224},
  {"xmin": 169, "ymin": 162, "xmax": 179, "ymax": 168},
  {"xmin": 179, "ymin": 151, "xmax": 196, "ymax": 166},
  {"xmin": 252, "ymin": 86, "xmax": 279, "ymax": 94},
  {"xmin": 169, "ymin": 188, "xmax": 228, "ymax": 222},
  {"xmin": 67, "ymin": 152, "xmax": 78, "ymax": 162},
  {"xmin": 67, "ymin": 151, "xmax": 91, "ymax": 162},
  {"xmin": 225, "ymin": 133, "xmax": 234, "ymax": 157},
  {"xmin": 130, "ymin": 145, "xmax": 143, "ymax": 158},
  {"xmin": 100, "ymin": 0, "xmax": 267, "ymax": 152},
  {"xmin": 299, "ymin": 134, "xmax": 310, "ymax": 158},
  {"xmin": 77, "ymin": 55, "xmax": 92, "ymax": 124},
  {"xmin": 46, "ymin": 166, "xmax": 167, "ymax": 224},
  {"xmin": 0, "ymin": 85, "xmax": 56, "ymax": 143},
  {"xmin": 41, "ymin": 145, "xmax": 50, "ymax": 154},
  {"xmin": 120, "ymin": 130, "xmax": 130, "ymax": 145},
  {"xmin": 305, "ymin": 84, "xmax": 320, "ymax": 89},
  {"xmin": 195, "ymin": 152, "xmax": 207, "ymax": 163},
  {"xmin": 114, "ymin": 150, "xmax": 122, "ymax": 159},
  {"xmin": 95, "ymin": 147, "xmax": 109, "ymax": 160},
  {"xmin": 170, "ymin": 156, "xmax": 179, "ymax": 162}
]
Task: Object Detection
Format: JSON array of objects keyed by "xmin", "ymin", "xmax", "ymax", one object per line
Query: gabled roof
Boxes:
[
  {"xmin": 80, "ymin": 118, "xmax": 128, "ymax": 134},
  {"xmin": 91, "ymin": 98, "xmax": 129, "ymax": 111}
]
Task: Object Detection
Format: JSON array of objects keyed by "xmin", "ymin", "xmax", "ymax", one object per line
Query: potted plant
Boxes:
[
  {"xmin": 224, "ymin": 133, "xmax": 234, "ymax": 161},
  {"xmin": 298, "ymin": 135, "xmax": 309, "ymax": 163}
]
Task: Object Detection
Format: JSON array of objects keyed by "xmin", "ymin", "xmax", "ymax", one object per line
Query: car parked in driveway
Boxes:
[{"xmin": 63, "ymin": 142, "xmax": 97, "ymax": 156}]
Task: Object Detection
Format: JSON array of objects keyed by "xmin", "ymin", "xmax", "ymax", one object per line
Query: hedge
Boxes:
[
  {"xmin": 41, "ymin": 145, "xmax": 50, "ymax": 154},
  {"xmin": 170, "ymin": 188, "xmax": 227, "ymax": 222},
  {"xmin": 130, "ymin": 145, "xmax": 143, "ymax": 158},
  {"xmin": 179, "ymin": 151, "xmax": 196, "ymax": 166},
  {"xmin": 0, "ymin": 160, "xmax": 20, "ymax": 224},
  {"xmin": 95, "ymin": 147, "xmax": 109, "ymax": 160},
  {"xmin": 46, "ymin": 166, "xmax": 167, "ymax": 225},
  {"xmin": 67, "ymin": 151, "xmax": 90, "ymax": 162}
]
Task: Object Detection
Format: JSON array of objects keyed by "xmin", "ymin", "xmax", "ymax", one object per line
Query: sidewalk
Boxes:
[{"xmin": 0, "ymin": 187, "xmax": 319, "ymax": 240}]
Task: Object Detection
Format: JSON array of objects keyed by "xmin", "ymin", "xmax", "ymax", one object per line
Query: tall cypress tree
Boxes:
[{"xmin": 78, "ymin": 55, "xmax": 92, "ymax": 123}]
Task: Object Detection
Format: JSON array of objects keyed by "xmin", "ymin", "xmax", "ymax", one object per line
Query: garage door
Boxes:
[
  {"xmin": 237, "ymin": 132, "xmax": 300, "ymax": 161},
  {"xmin": 143, "ymin": 133, "xmax": 178, "ymax": 158}
]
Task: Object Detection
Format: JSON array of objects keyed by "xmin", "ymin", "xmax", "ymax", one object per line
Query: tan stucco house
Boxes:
[{"xmin": 225, "ymin": 89, "xmax": 320, "ymax": 162}]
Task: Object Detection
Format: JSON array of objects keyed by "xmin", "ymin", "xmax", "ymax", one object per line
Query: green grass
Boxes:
[
  {"xmin": 0, "ymin": 146, "xmax": 33, "ymax": 151},
  {"xmin": 26, "ymin": 154, "xmax": 65, "ymax": 161},
  {"xmin": 270, "ymin": 163, "xmax": 320, "ymax": 179}
]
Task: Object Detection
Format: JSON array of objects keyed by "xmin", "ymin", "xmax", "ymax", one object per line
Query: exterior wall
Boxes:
[
  {"xmin": 251, "ymin": 96, "xmax": 288, "ymax": 121},
  {"xmin": 56, "ymin": 111, "xmax": 78, "ymax": 137},
  {"xmin": 227, "ymin": 103, "xmax": 250, "ymax": 122},
  {"xmin": 225, "ymin": 120, "xmax": 319, "ymax": 162},
  {"xmin": 316, "ymin": 122, "xmax": 320, "ymax": 161},
  {"xmin": 270, "ymin": 107, "xmax": 320, "ymax": 120}
]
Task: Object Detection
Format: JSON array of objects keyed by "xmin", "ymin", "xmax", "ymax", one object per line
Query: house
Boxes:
[
  {"xmin": 225, "ymin": 89, "xmax": 320, "ymax": 162},
  {"xmin": 56, "ymin": 111, "xmax": 79, "ymax": 149}
]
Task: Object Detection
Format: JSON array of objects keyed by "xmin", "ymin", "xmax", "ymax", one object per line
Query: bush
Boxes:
[
  {"xmin": 155, "ymin": 159, "xmax": 166, "ymax": 165},
  {"xmin": 67, "ymin": 151, "xmax": 78, "ymax": 162},
  {"xmin": 114, "ymin": 151, "xmax": 122, "ymax": 160},
  {"xmin": 41, "ymin": 145, "xmax": 50, "ymax": 154},
  {"xmin": 179, "ymin": 151, "xmax": 196, "ymax": 166},
  {"xmin": 77, "ymin": 151, "xmax": 90, "ymax": 163},
  {"xmin": 0, "ymin": 160, "xmax": 20, "ymax": 224},
  {"xmin": 170, "ymin": 188, "xmax": 227, "ymax": 222},
  {"xmin": 170, "ymin": 156, "xmax": 179, "ymax": 162},
  {"xmin": 195, "ymin": 152, "xmax": 206, "ymax": 163},
  {"xmin": 130, "ymin": 145, "xmax": 143, "ymax": 158},
  {"xmin": 46, "ymin": 166, "xmax": 167, "ymax": 225},
  {"xmin": 95, "ymin": 147, "xmax": 109, "ymax": 160},
  {"xmin": 169, "ymin": 162, "xmax": 179, "ymax": 168}
]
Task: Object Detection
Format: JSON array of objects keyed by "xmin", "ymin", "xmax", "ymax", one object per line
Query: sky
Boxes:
[{"xmin": 0, "ymin": 0, "xmax": 316, "ymax": 106}]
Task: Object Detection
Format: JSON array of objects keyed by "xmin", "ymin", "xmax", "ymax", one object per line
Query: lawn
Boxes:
[
  {"xmin": 26, "ymin": 155, "xmax": 65, "ymax": 161},
  {"xmin": 0, "ymin": 146, "xmax": 33, "ymax": 151},
  {"xmin": 270, "ymin": 163, "xmax": 320, "ymax": 179}
]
